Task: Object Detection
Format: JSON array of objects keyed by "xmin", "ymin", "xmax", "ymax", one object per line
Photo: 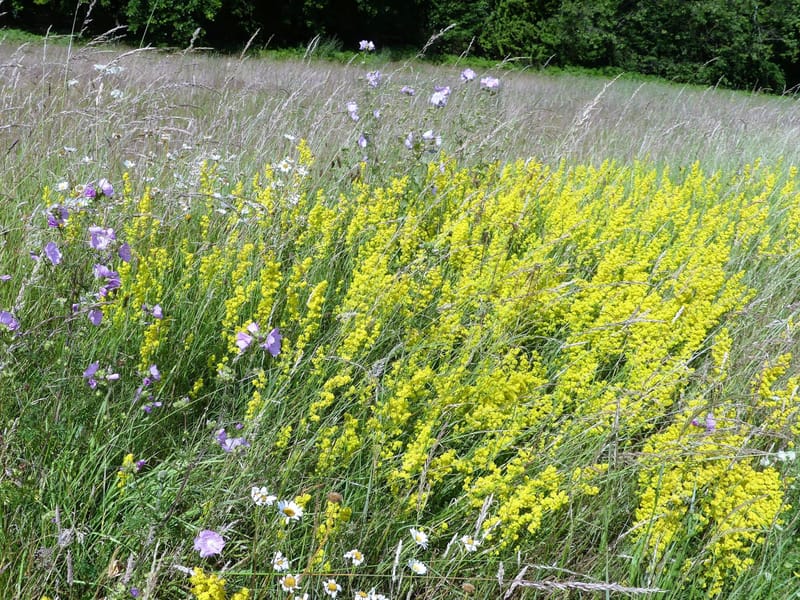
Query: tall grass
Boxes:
[{"xmin": 1, "ymin": 35, "xmax": 799, "ymax": 600}]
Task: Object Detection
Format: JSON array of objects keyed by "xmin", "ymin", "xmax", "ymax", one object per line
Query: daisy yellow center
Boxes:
[
  {"xmin": 284, "ymin": 576, "xmax": 296, "ymax": 587},
  {"xmin": 283, "ymin": 507, "xmax": 296, "ymax": 517}
]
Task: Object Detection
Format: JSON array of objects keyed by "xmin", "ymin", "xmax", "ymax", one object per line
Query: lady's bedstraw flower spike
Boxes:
[
  {"xmin": 410, "ymin": 528, "xmax": 429, "ymax": 549},
  {"xmin": 193, "ymin": 529, "xmax": 225, "ymax": 558}
]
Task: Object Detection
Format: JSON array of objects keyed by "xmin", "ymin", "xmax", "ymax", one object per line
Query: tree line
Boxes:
[{"xmin": 5, "ymin": 0, "xmax": 800, "ymax": 92}]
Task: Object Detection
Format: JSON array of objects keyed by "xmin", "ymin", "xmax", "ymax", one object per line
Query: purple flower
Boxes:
[
  {"xmin": 42, "ymin": 242, "xmax": 61, "ymax": 265},
  {"xmin": 44, "ymin": 241, "xmax": 62, "ymax": 265},
  {"xmin": 118, "ymin": 242, "xmax": 131, "ymax": 263},
  {"xmin": 94, "ymin": 264, "xmax": 121, "ymax": 297},
  {"xmin": 480, "ymin": 76, "xmax": 500, "ymax": 90},
  {"xmin": 261, "ymin": 327, "xmax": 282, "ymax": 357},
  {"xmin": 461, "ymin": 68, "xmax": 476, "ymax": 82},
  {"xmin": 430, "ymin": 86, "xmax": 450, "ymax": 108},
  {"xmin": 422, "ymin": 129, "xmax": 442, "ymax": 147},
  {"xmin": 0, "ymin": 274, "xmax": 10, "ymax": 281},
  {"xmin": 130, "ymin": 587, "xmax": 141, "ymax": 598},
  {"xmin": 346, "ymin": 101, "xmax": 359, "ymax": 121},
  {"xmin": 89, "ymin": 308, "xmax": 103, "ymax": 326},
  {"xmin": 358, "ymin": 134, "xmax": 368, "ymax": 149},
  {"xmin": 94, "ymin": 264, "xmax": 114, "ymax": 279},
  {"xmin": 98, "ymin": 178, "xmax": 114, "ymax": 197},
  {"xmin": 89, "ymin": 226, "xmax": 116, "ymax": 250},
  {"xmin": 84, "ymin": 184, "xmax": 97, "ymax": 199},
  {"xmin": 141, "ymin": 364, "xmax": 161, "ymax": 388},
  {"xmin": 691, "ymin": 412, "xmax": 716, "ymax": 432},
  {"xmin": 216, "ymin": 428, "xmax": 250, "ymax": 453},
  {"xmin": 0, "ymin": 310, "xmax": 19, "ymax": 331},
  {"xmin": 142, "ymin": 401, "xmax": 162, "ymax": 413},
  {"xmin": 400, "ymin": 85, "xmax": 415, "ymax": 96},
  {"xmin": 705, "ymin": 412, "xmax": 716, "ymax": 432},
  {"xmin": 134, "ymin": 459, "xmax": 146, "ymax": 471},
  {"xmin": 47, "ymin": 205, "xmax": 69, "ymax": 228},
  {"xmin": 359, "ymin": 40, "xmax": 375, "ymax": 52},
  {"xmin": 83, "ymin": 361, "xmax": 100, "ymax": 388},
  {"xmin": 235, "ymin": 331, "xmax": 253, "ymax": 353},
  {"xmin": 193, "ymin": 529, "xmax": 225, "ymax": 558},
  {"xmin": 366, "ymin": 71, "xmax": 382, "ymax": 88},
  {"xmin": 151, "ymin": 304, "xmax": 163, "ymax": 319},
  {"xmin": 404, "ymin": 132, "xmax": 414, "ymax": 150}
]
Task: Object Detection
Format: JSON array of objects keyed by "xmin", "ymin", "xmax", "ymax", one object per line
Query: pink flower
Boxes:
[
  {"xmin": 193, "ymin": 529, "xmax": 225, "ymax": 558},
  {"xmin": 480, "ymin": 76, "xmax": 500, "ymax": 90}
]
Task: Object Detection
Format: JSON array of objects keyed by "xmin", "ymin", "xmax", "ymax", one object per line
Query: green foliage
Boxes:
[
  {"xmin": 616, "ymin": 0, "xmax": 800, "ymax": 90},
  {"xmin": 123, "ymin": 0, "xmax": 222, "ymax": 45}
]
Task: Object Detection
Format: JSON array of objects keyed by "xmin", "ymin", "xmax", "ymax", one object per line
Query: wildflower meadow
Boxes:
[{"xmin": 1, "ymin": 34, "xmax": 800, "ymax": 600}]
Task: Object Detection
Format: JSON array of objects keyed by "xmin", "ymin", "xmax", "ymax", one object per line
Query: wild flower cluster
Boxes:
[{"xmin": 6, "ymin": 42, "xmax": 799, "ymax": 600}]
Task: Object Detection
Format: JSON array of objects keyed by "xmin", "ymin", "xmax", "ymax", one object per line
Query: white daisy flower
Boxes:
[
  {"xmin": 410, "ymin": 528, "xmax": 428, "ymax": 549},
  {"xmin": 278, "ymin": 499, "xmax": 304, "ymax": 523},
  {"xmin": 323, "ymin": 578, "xmax": 342, "ymax": 598},
  {"xmin": 344, "ymin": 548, "xmax": 365, "ymax": 566},
  {"xmin": 279, "ymin": 573, "xmax": 301, "ymax": 592},
  {"xmin": 408, "ymin": 559, "xmax": 427, "ymax": 575},
  {"xmin": 460, "ymin": 535, "xmax": 480, "ymax": 552},
  {"xmin": 273, "ymin": 551, "xmax": 290, "ymax": 571},
  {"xmin": 251, "ymin": 486, "xmax": 277, "ymax": 506}
]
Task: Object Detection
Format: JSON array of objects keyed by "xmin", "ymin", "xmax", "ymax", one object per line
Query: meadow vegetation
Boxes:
[{"xmin": 1, "ymin": 36, "xmax": 800, "ymax": 600}]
